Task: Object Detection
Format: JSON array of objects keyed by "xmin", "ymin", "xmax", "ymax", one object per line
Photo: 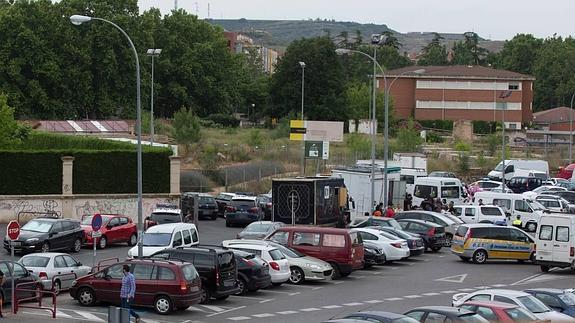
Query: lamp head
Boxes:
[
  {"xmin": 147, "ymin": 48, "xmax": 163, "ymax": 55},
  {"xmin": 299, "ymin": 61, "xmax": 306, "ymax": 68},
  {"xmin": 70, "ymin": 15, "xmax": 92, "ymax": 26}
]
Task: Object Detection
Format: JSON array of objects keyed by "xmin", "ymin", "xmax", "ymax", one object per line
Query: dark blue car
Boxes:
[{"xmin": 524, "ymin": 288, "xmax": 575, "ymax": 317}]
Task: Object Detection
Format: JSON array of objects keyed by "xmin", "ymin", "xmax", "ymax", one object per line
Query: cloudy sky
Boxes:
[{"xmin": 138, "ymin": 0, "xmax": 573, "ymax": 40}]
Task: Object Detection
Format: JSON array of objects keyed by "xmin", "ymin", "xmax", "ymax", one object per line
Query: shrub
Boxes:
[
  {"xmin": 206, "ymin": 114, "xmax": 240, "ymax": 128},
  {"xmin": 419, "ymin": 120, "xmax": 453, "ymax": 131},
  {"xmin": 346, "ymin": 133, "xmax": 371, "ymax": 158},
  {"xmin": 198, "ymin": 144, "xmax": 219, "ymax": 170},
  {"xmin": 426, "ymin": 132, "xmax": 444, "ymax": 143},
  {"xmin": 457, "ymin": 152, "xmax": 470, "ymax": 173},
  {"xmin": 247, "ymin": 129, "xmax": 265, "ymax": 148},
  {"xmin": 454, "ymin": 141, "xmax": 471, "ymax": 152},
  {"xmin": 485, "ymin": 134, "xmax": 500, "ymax": 156},
  {"xmin": 180, "ymin": 170, "xmax": 213, "ymax": 193},
  {"xmin": 172, "ymin": 107, "xmax": 201, "ymax": 145},
  {"xmin": 394, "ymin": 119, "xmax": 423, "ymax": 152},
  {"xmin": 0, "ymin": 94, "xmax": 30, "ymax": 148}
]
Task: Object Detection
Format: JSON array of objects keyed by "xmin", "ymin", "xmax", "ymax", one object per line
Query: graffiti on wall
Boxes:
[
  {"xmin": 74, "ymin": 197, "xmax": 179, "ymax": 220},
  {"xmin": 0, "ymin": 199, "xmax": 62, "ymax": 221}
]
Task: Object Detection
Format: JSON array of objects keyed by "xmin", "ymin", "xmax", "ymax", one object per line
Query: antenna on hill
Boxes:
[
  {"xmin": 194, "ymin": 2, "xmax": 199, "ymax": 15},
  {"xmin": 174, "ymin": 0, "xmax": 178, "ymax": 10},
  {"xmin": 208, "ymin": 3, "xmax": 211, "ymax": 18}
]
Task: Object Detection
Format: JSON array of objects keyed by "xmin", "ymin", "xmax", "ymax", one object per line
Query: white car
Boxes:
[
  {"xmin": 535, "ymin": 195, "xmax": 575, "ymax": 213},
  {"xmin": 452, "ymin": 289, "xmax": 573, "ymax": 322},
  {"xmin": 352, "ymin": 228, "xmax": 410, "ymax": 261},
  {"xmin": 19, "ymin": 253, "xmax": 91, "ymax": 292},
  {"xmin": 127, "ymin": 223, "xmax": 199, "ymax": 258},
  {"xmin": 222, "ymin": 240, "xmax": 291, "ymax": 285},
  {"xmin": 523, "ymin": 186, "xmax": 567, "ymax": 200}
]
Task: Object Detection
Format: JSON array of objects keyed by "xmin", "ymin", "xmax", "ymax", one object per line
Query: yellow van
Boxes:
[{"xmin": 451, "ymin": 224, "xmax": 534, "ymax": 264}]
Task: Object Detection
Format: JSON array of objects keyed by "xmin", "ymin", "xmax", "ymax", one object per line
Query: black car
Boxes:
[
  {"xmin": 404, "ymin": 306, "xmax": 488, "ymax": 322},
  {"xmin": 215, "ymin": 193, "xmax": 236, "ymax": 217},
  {"xmin": 363, "ymin": 241, "xmax": 386, "ymax": 268},
  {"xmin": 231, "ymin": 249, "xmax": 272, "ymax": 295},
  {"xmin": 0, "ymin": 260, "xmax": 41, "ymax": 303},
  {"xmin": 181, "ymin": 193, "xmax": 218, "ymax": 221},
  {"xmin": 506, "ymin": 176, "xmax": 543, "ymax": 194},
  {"xmin": 150, "ymin": 246, "xmax": 240, "ymax": 304},
  {"xmin": 144, "ymin": 205, "xmax": 183, "ymax": 229},
  {"xmin": 257, "ymin": 194, "xmax": 272, "ymax": 220},
  {"xmin": 225, "ymin": 197, "xmax": 264, "ymax": 227},
  {"xmin": 3, "ymin": 217, "xmax": 84, "ymax": 254},
  {"xmin": 374, "ymin": 227, "xmax": 426, "ymax": 257},
  {"xmin": 396, "ymin": 219, "xmax": 447, "ymax": 252},
  {"xmin": 524, "ymin": 288, "xmax": 575, "ymax": 317}
]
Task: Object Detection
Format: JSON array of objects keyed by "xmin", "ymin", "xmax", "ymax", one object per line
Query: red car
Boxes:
[
  {"xmin": 459, "ymin": 301, "xmax": 542, "ymax": 322},
  {"xmin": 70, "ymin": 259, "xmax": 202, "ymax": 314},
  {"xmin": 81, "ymin": 214, "xmax": 137, "ymax": 249}
]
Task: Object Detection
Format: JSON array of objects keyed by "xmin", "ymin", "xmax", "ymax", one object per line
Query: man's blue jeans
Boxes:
[{"xmin": 121, "ymin": 297, "xmax": 140, "ymax": 319}]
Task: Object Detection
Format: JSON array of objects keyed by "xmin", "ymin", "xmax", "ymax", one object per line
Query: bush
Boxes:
[
  {"xmin": 346, "ymin": 133, "xmax": 371, "ymax": 159},
  {"xmin": 394, "ymin": 119, "xmax": 423, "ymax": 152},
  {"xmin": 454, "ymin": 141, "xmax": 471, "ymax": 152},
  {"xmin": 0, "ymin": 151, "xmax": 62, "ymax": 194},
  {"xmin": 485, "ymin": 134, "xmax": 500, "ymax": 156},
  {"xmin": 172, "ymin": 107, "xmax": 201, "ymax": 145},
  {"xmin": 473, "ymin": 121, "xmax": 497, "ymax": 134},
  {"xmin": 457, "ymin": 152, "xmax": 470, "ymax": 173},
  {"xmin": 206, "ymin": 114, "xmax": 240, "ymax": 128},
  {"xmin": 247, "ymin": 129, "xmax": 265, "ymax": 147},
  {"xmin": 180, "ymin": 170, "xmax": 213, "ymax": 193},
  {"xmin": 426, "ymin": 132, "xmax": 444, "ymax": 143},
  {"xmin": 198, "ymin": 144, "xmax": 219, "ymax": 170},
  {"xmin": 419, "ymin": 120, "xmax": 453, "ymax": 131},
  {"xmin": 229, "ymin": 144, "xmax": 251, "ymax": 162}
]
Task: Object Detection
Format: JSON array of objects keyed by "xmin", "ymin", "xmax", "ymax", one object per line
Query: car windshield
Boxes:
[
  {"xmin": 244, "ymin": 223, "xmax": 271, "ymax": 233},
  {"xmin": 20, "ymin": 256, "xmax": 50, "ymax": 267},
  {"xmin": 271, "ymin": 243, "xmax": 305, "ymax": 258},
  {"xmin": 373, "ymin": 218, "xmax": 402, "ymax": 230},
  {"xmin": 527, "ymin": 200, "xmax": 546, "ymax": 211},
  {"xmin": 199, "ymin": 196, "xmax": 214, "ymax": 203},
  {"xmin": 518, "ymin": 295, "xmax": 550, "ymax": 313},
  {"xmin": 503, "ymin": 308, "xmax": 537, "ymax": 320},
  {"xmin": 81, "ymin": 215, "xmax": 112, "ymax": 225},
  {"xmin": 149, "ymin": 212, "xmax": 181, "ymax": 223},
  {"xmin": 142, "ymin": 233, "xmax": 172, "ymax": 246},
  {"xmin": 495, "ymin": 162, "xmax": 503, "ymax": 171},
  {"xmin": 21, "ymin": 220, "xmax": 53, "ymax": 233},
  {"xmin": 559, "ymin": 293, "xmax": 575, "ymax": 305},
  {"xmin": 442, "ymin": 186, "xmax": 460, "ymax": 198}
]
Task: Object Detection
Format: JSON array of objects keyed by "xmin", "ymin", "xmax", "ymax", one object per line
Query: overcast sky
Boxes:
[{"xmin": 138, "ymin": 0, "xmax": 573, "ymax": 41}]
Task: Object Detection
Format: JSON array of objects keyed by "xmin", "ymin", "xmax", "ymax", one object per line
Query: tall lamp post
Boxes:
[
  {"xmin": 499, "ymin": 90, "xmax": 513, "ymax": 189},
  {"xmin": 299, "ymin": 61, "xmax": 306, "ymax": 176},
  {"xmin": 336, "ymin": 48, "xmax": 424, "ymax": 211},
  {"xmin": 146, "ymin": 48, "xmax": 162, "ymax": 146},
  {"xmin": 70, "ymin": 15, "xmax": 144, "ymax": 258},
  {"xmin": 570, "ymin": 92, "xmax": 575, "ymax": 164}
]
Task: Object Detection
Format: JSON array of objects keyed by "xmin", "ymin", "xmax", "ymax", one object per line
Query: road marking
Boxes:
[
  {"xmin": 300, "ymin": 307, "xmax": 322, "ymax": 312},
  {"xmin": 511, "ymin": 272, "xmax": 569, "ymax": 286},
  {"xmin": 286, "ymin": 284, "xmax": 320, "ymax": 289},
  {"xmin": 277, "ymin": 310, "xmax": 300, "ymax": 315},
  {"xmin": 252, "ymin": 313, "xmax": 276, "ymax": 318},
  {"xmin": 435, "ymin": 274, "xmax": 468, "ymax": 283},
  {"xmin": 202, "ymin": 305, "xmax": 228, "ymax": 312},
  {"xmin": 76, "ymin": 310, "xmax": 105, "ymax": 322},
  {"xmin": 55, "ymin": 310, "xmax": 76, "ymax": 320},
  {"xmin": 422, "ymin": 292, "xmax": 441, "ymax": 296},
  {"xmin": 370, "ymin": 271, "xmax": 383, "ymax": 275},
  {"xmin": 228, "ymin": 316, "xmax": 252, "ymax": 321},
  {"xmin": 404, "ymin": 295, "xmax": 422, "ymax": 299},
  {"xmin": 187, "ymin": 306, "xmax": 207, "ymax": 312},
  {"xmin": 322, "ymin": 305, "xmax": 343, "ymax": 309},
  {"xmin": 262, "ymin": 289, "xmax": 301, "ymax": 296},
  {"xmin": 457, "ymin": 288, "xmax": 476, "ymax": 292},
  {"xmin": 474, "ymin": 286, "xmax": 489, "ymax": 289},
  {"xmin": 343, "ymin": 302, "xmax": 364, "ymax": 306},
  {"xmin": 352, "ymin": 275, "xmax": 366, "ymax": 279},
  {"xmin": 312, "ymin": 286, "xmax": 324, "ymax": 290},
  {"xmin": 206, "ymin": 306, "xmax": 247, "ymax": 318},
  {"xmin": 490, "ymin": 284, "xmax": 508, "ymax": 287},
  {"xmin": 229, "ymin": 295, "xmax": 275, "ymax": 303},
  {"xmin": 364, "ymin": 300, "xmax": 384, "ymax": 304},
  {"xmin": 440, "ymin": 290, "xmax": 458, "ymax": 294},
  {"xmin": 385, "ymin": 297, "xmax": 404, "ymax": 301}
]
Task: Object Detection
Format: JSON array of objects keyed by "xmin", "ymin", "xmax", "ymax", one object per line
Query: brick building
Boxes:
[
  {"xmin": 533, "ymin": 107, "xmax": 575, "ymax": 132},
  {"xmin": 380, "ymin": 65, "xmax": 535, "ymax": 129}
]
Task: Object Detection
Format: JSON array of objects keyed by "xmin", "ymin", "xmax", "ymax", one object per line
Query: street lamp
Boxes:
[
  {"xmin": 70, "ymin": 14, "xmax": 144, "ymax": 258},
  {"xmin": 299, "ymin": 61, "xmax": 306, "ymax": 176},
  {"xmin": 146, "ymin": 48, "xmax": 162, "ymax": 146},
  {"xmin": 499, "ymin": 90, "xmax": 513, "ymax": 189},
  {"xmin": 570, "ymin": 92, "xmax": 575, "ymax": 164},
  {"xmin": 336, "ymin": 47, "xmax": 424, "ymax": 210}
]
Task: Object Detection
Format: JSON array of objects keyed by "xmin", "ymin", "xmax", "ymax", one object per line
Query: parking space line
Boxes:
[
  {"xmin": 201, "ymin": 305, "xmax": 228, "ymax": 312},
  {"xmin": 228, "ymin": 316, "xmax": 252, "ymax": 321},
  {"xmin": 422, "ymin": 292, "xmax": 441, "ymax": 296},
  {"xmin": 474, "ymin": 286, "xmax": 489, "ymax": 289},
  {"xmin": 385, "ymin": 297, "xmax": 404, "ymax": 301},
  {"xmin": 261, "ymin": 289, "xmax": 301, "ymax": 296},
  {"xmin": 300, "ymin": 307, "xmax": 322, "ymax": 312},
  {"xmin": 404, "ymin": 295, "xmax": 422, "ymax": 299},
  {"xmin": 312, "ymin": 286, "xmax": 324, "ymax": 290},
  {"xmin": 286, "ymin": 284, "xmax": 322, "ymax": 289},
  {"xmin": 457, "ymin": 288, "xmax": 476, "ymax": 292},
  {"xmin": 322, "ymin": 305, "xmax": 343, "ymax": 309},
  {"xmin": 277, "ymin": 310, "xmax": 300, "ymax": 314},
  {"xmin": 228, "ymin": 295, "xmax": 275, "ymax": 303},
  {"xmin": 76, "ymin": 310, "xmax": 106, "ymax": 322},
  {"xmin": 364, "ymin": 300, "xmax": 384, "ymax": 304},
  {"xmin": 252, "ymin": 313, "xmax": 276, "ymax": 318},
  {"xmin": 440, "ymin": 290, "xmax": 458, "ymax": 294},
  {"xmin": 205, "ymin": 306, "xmax": 247, "ymax": 317},
  {"xmin": 490, "ymin": 284, "xmax": 508, "ymax": 287}
]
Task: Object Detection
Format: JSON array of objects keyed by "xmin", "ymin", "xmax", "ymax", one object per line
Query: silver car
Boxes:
[
  {"xmin": 237, "ymin": 221, "xmax": 285, "ymax": 240},
  {"xmin": 19, "ymin": 252, "xmax": 91, "ymax": 292},
  {"xmin": 395, "ymin": 211, "xmax": 461, "ymax": 246}
]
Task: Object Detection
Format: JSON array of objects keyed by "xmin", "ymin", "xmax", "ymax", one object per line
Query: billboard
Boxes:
[{"xmin": 290, "ymin": 120, "xmax": 344, "ymax": 142}]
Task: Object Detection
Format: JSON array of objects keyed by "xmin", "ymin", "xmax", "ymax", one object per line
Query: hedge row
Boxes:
[{"xmin": 0, "ymin": 151, "xmax": 63, "ymax": 195}]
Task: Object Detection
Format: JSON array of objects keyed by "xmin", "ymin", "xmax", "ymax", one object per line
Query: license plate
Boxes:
[
  {"xmin": 10, "ymin": 241, "xmax": 21, "ymax": 246},
  {"xmin": 223, "ymin": 280, "xmax": 234, "ymax": 287}
]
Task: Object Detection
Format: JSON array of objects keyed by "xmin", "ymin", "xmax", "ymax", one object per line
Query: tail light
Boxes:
[
  {"xmin": 269, "ymin": 261, "xmax": 280, "ymax": 271},
  {"xmin": 391, "ymin": 243, "xmax": 403, "ymax": 248},
  {"xmin": 464, "ymin": 228, "xmax": 472, "ymax": 240},
  {"xmin": 266, "ymin": 203, "xmax": 272, "ymax": 208},
  {"xmin": 571, "ymin": 247, "xmax": 574, "ymax": 257},
  {"xmin": 226, "ymin": 206, "xmax": 236, "ymax": 212},
  {"xmin": 248, "ymin": 207, "xmax": 259, "ymax": 214},
  {"xmin": 180, "ymin": 280, "xmax": 188, "ymax": 292},
  {"xmin": 216, "ymin": 270, "xmax": 220, "ymax": 286},
  {"xmin": 427, "ymin": 227, "xmax": 436, "ymax": 237},
  {"xmin": 39, "ymin": 272, "xmax": 48, "ymax": 280}
]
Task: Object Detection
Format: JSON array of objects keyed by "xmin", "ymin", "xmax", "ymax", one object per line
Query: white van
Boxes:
[
  {"xmin": 412, "ymin": 177, "xmax": 465, "ymax": 207},
  {"xmin": 535, "ymin": 214, "xmax": 575, "ymax": 272},
  {"xmin": 401, "ymin": 168, "xmax": 428, "ymax": 197},
  {"xmin": 452, "ymin": 205, "xmax": 507, "ymax": 225},
  {"xmin": 127, "ymin": 223, "xmax": 199, "ymax": 258},
  {"xmin": 473, "ymin": 191, "xmax": 546, "ymax": 232},
  {"xmin": 488, "ymin": 160, "xmax": 549, "ymax": 182}
]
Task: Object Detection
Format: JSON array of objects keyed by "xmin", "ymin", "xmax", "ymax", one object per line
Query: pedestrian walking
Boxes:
[
  {"xmin": 0, "ymin": 268, "xmax": 4, "ymax": 318},
  {"xmin": 120, "ymin": 264, "xmax": 140, "ymax": 323}
]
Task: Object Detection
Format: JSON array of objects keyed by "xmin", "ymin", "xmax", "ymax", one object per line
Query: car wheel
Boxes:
[
  {"xmin": 77, "ymin": 287, "xmax": 96, "ymax": 306},
  {"xmin": 236, "ymin": 277, "xmax": 248, "ymax": 295},
  {"xmin": 53, "ymin": 280, "xmax": 61, "ymax": 295},
  {"xmin": 459, "ymin": 256, "xmax": 471, "ymax": 262},
  {"xmin": 216, "ymin": 295, "xmax": 229, "ymax": 301},
  {"xmin": 211, "ymin": 214, "xmax": 217, "ymax": 221},
  {"xmin": 289, "ymin": 267, "xmax": 305, "ymax": 285},
  {"xmin": 541, "ymin": 265, "xmax": 550, "ymax": 273},
  {"xmin": 41, "ymin": 242, "xmax": 50, "ymax": 253},
  {"xmin": 72, "ymin": 238, "xmax": 82, "ymax": 253},
  {"xmin": 330, "ymin": 262, "xmax": 341, "ymax": 280},
  {"xmin": 526, "ymin": 222, "xmax": 537, "ymax": 232},
  {"xmin": 380, "ymin": 253, "xmax": 387, "ymax": 265},
  {"xmin": 128, "ymin": 234, "xmax": 137, "ymax": 246},
  {"xmin": 200, "ymin": 285, "xmax": 211, "ymax": 304},
  {"xmin": 431, "ymin": 247, "xmax": 442, "ymax": 252},
  {"xmin": 272, "ymin": 282, "xmax": 283, "ymax": 287},
  {"xmin": 445, "ymin": 234, "xmax": 453, "ymax": 247},
  {"xmin": 472, "ymin": 250, "xmax": 488, "ymax": 264},
  {"xmin": 154, "ymin": 295, "xmax": 173, "ymax": 314},
  {"xmin": 98, "ymin": 236, "xmax": 107, "ymax": 249}
]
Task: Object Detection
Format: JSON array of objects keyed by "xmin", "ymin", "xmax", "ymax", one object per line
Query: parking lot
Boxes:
[{"xmin": 3, "ymin": 219, "xmax": 575, "ymax": 323}]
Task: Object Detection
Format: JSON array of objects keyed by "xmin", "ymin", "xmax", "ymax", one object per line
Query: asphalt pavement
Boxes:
[{"xmin": 2, "ymin": 219, "xmax": 575, "ymax": 323}]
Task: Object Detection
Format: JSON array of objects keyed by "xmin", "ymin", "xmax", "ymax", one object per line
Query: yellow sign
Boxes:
[{"xmin": 290, "ymin": 120, "xmax": 306, "ymax": 141}]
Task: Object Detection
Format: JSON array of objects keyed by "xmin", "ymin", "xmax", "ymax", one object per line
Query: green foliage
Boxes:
[
  {"xmin": 426, "ymin": 132, "xmax": 444, "ymax": 143},
  {"xmin": 457, "ymin": 153, "xmax": 470, "ymax": 173},
  {"xmin": 206, "ymin": 114, "xmax": 240, "ymax": 128},
  {"xmin": 271, "ymin": 117, "xmax": 291, "ymax": 139},
  {"xmin": 418, "ymin": 33, "xmax": 448, "ymax": 66},
  {"xmin": 489, "ymin": 34, "xmax": 542, "ymax": 75},
  {"xmin": 344, "ymin": 81, "xmax": 388, "ymax": 122},
  {"xmin": 345, "ymin": 133, "xmax": 371, "ymax": 159},
  {"xmin": 228, "ymin": 144, "xmax": 251, "ymax": 162},
  {"xmin": 454, "ymin": 141, "xmax": 471, "ymax": 152},
  {"xmin": 476, "ymin": 150, "xmax": 487, "ymax": 169},
  {"xmin": 247, "ymin": 129, "xmax": 265, "ymax": 147},
  {"xmin": 394, "ymin": 119, "xmax": 423, "ymax": 153},
  {"xmin": 0, "ymin": 94, "xmax": 30, "ymax": 148},
  {"xmin": 485, "ymin": 133, "xmax": 501, "ymax": 156},
  {"xmin": 419, "ymin": 120, "xmax": 453, "ymax": 131},
  {"xmin": 0, "ymin": 151, "xmax": 62, "ymax": 194},
  {"xmin": 473, "ymin": 121, "xmax": 497, "ymax": 134},
  {"xmin": 450, "ymin": 32, "xmax": 489, "ymax": 66},
  {"xmin": 172, "ymin": 107, "xmax": 201, "ymax": 145},
  {"xmin": 198, "ymin": 144, "xmax": 219, "ymax": 170}
]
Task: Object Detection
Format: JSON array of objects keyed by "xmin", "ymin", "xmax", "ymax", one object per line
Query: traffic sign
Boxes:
[
  {"xmin": 91, "ymin": 231, "xmax": 102, "ymax": 238},
  {"xmin": 7, "ymin": 221, "xmax": 20, "ymax": 241},
  {"xmin": 91, "ymin": 213, "xmax": 102, "ymax": 231}
]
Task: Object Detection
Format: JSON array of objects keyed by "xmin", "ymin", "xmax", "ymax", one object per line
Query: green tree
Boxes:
[
  {"xmin": 0, "ymin": 94, "xmax": 29, "ymax": 148},
  {"xmin": 344, "ymin": 81, "xmax": 389, "ymax": 128},
  {"xmin": 171, "ymin": 107, "xmax": 201, "ymax": 145},
  {"xmin": 393, "ymin": 119, "xmax": 423, "ymax": 152},
  {"xmin": 418, "ymin": 33, "xmax": 448, "ymax": 66},
  {"xmin": 451, "ymin": 32, "xmax": 489, "ymax": 66},
  {"xmin": 489, "ymin": 34, "xmax": 542, "ymax": 75},
  {"xmin": 380, "ymin": 31, "xmax": 401, "ymax": 50}
]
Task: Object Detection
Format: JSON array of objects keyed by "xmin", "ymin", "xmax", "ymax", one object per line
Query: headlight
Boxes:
[
  {"xmin": 305, "ymin": 263, "xmax": 322, "ymax": 270},
  {"xmin": 127, "ymin": 250, "xmax": 133, "ymax": 258},
  {"xmin": 26, "ymin": 238, "xmax": 39, "ymax": 243}
]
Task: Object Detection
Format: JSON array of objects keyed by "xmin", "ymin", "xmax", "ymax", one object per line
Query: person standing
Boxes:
[{"xmin": 120, "ymin": 265, "xmax": 140, "ymax": 323}]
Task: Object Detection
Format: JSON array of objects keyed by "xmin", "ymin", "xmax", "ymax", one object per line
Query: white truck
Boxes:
[
  {"xmin": 487, "ymin": 159, "xmax": 549, "ymax": 182},
  {"xmin": 535, "ymin": 214, "xmax": 575, "ymax": 272}
]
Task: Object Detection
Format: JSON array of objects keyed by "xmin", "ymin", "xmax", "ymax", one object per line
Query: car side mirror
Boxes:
[
  {"xmin": 76, "ymin": 262, "xmax": 82, "ymax": 266},
  {"xmin": 104, "ymin": 275, "xmax": 111, "ymax": 281}
]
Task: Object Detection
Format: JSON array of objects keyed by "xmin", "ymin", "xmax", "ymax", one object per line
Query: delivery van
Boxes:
[
  {"xmin": 488, "ymin": 160, "xmax": 549, "ymax": 182},
  {"xmin": 412, "ymin": 177, "xmax": 466, "ymax": 207},
  {"xmin": 473, "ymin": 191, "xmax": 546, "ymax": 232},
  {"xmin": 535, "ymin": 214, "xmax": 575, "ymax": 272}
]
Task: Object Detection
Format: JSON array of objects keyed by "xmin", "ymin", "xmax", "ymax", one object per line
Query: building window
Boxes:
[
  {"xmin": 508, "ymin": 82, "xmax": 519, "ymax": 90},
  {"xmin": 509, "ymin": 123, "xmax": 517, "ymax": 129}
]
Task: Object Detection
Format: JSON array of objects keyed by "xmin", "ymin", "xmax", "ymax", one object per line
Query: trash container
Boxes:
[{"xmin": 108, "ymin": 306, "xmax": 130, "ymax": 323}]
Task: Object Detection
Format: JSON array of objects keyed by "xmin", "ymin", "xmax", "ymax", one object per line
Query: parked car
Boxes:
[
  {"xmin": 225, "ymin": 196, "xmax": 264, "ymax": 227},
  {"xmin": 428, "ymin": 171, "xmax": 457, "ymax": 178},
  {"xmin": 339, "ymin": 311, "xmax": 420, "ymax": 323},
  {"xmin": 19, "ymin": 252, "xmax": 91, "ymax": 292},
  {"xmin": 396, "ymin": 219, "xmax": 447, "ymax": 252},
  {"xmin": 127, "ymin": 223, "xmax": 199, "ymax": 258},
  {"xmin": 352, "ymin": 228, "xmax": 410, "ymax": 262},
  {"xmin": 452, "ymin": 289, "xmax": 573, "ymax": 321},
  {"xmin": 363, "ymin": 241, "xmax": 387, "ymax": 268},
  {"xmin": 524, "ymin": 288, "xmax": 575, "ymax": 317},
  {"xmin": 181, "ymin": 193, "xmax": 219, "ymax": 221},
  {"xmin": 556, "ymin": 181, "xmax": 575, "ymax": 191},
  {"xmin": 266, "ymin": 226, "xmax": 364, "ymax": 279},
  {"xmin": 0, "ymin": 260, "xmax": 41, "ymax": 303},
  {"xmin": 469, "ymin": 180, "xmax": 504, "ymax": 192},
  {"xmin": 542, "ymin": 190, "xmax": 575, "ymax": 204},
  {"xmin": 372, "ymin": 227, "xmax": 426, "ymax": 257},
  {"xmin": 215, "ymin": 192, "xmax": 237, "ymax": 217},
  {"xmin": 150, "ymin": 246, "xmax": 239, "ymax": 304},
  {"xmin": 237, "ymin": 221, "xmax": 285, "ymax": 240},
  {"xmin": 452, "ymin": 205, "xmax": 508, "ymax": 225},
  {"xmin": 459, "ymin": 301, "xmax": 540, "ymax": 322},
  {"xmin": 348, "ymin": 216, "xmax": 403, "ymax": 230},
  {"xmin": 535, "ymin": 195, "xmax": 575, "ymax": 213},
  {"xmin": 535, "ymin": 214, "xmax": 575, "ymax": 272},
  {"xmin": 257, "ymin": 194, "xmax": 273, "ymax": 220},
  {"xmin": 221, "ymin": 240, "xmax": 290, "ymax": 286},
  {"xmin": 4, "ymin": 217, "xmax": 84, "ymax": 254},
  {"xmin": 394, "ymin": 211, "xmax": 460, "ymax": 246},
  {"xmin": 144, "ymin": 205, "xmax": 183, "ymax": 230},
  {"xmin": 80, "ymin": 214, "xmax": 137, "ymax": 249},
  {"xmin": 451, "ymin": 224, "xmax": 534, "ymax": 264},
  {"xmin": 506, "ymin": 176, "xmax": 543, "ymax": 194},
  {"xmin": 404, "ymin": 306, "xmax": 488, "ymax": 322},
  {"xmin": 70, "ymin": 259, "xmax": 202, "ymax": 314},
  {"xmin": 230, "ymin": 249, "xmax": 271, "ymax": 294}
]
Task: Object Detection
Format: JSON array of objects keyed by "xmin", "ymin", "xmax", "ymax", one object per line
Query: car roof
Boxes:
[
  {"xmin": 356, "ymin": 311, "xmax": 412, "ymax": 319},
  {"xmin": 246, "ymin": 221, "xmax": 276, "ymax": 226},
  {"xmin": 226, "ymin": 244, "xmax": 276, "ymax": 251},
  {"xmin": 152, "ymin": 208, "xmax": 181, "ymax": 214},
  {"xmin": 407, "ymin": 306, "xmax": 475, "ymax": 315},
  {"xmin": 21, "ymin": 252, "xmax": 69, "ymax": 258},
  {"xmin": 232, "ymin": 196, "xmax": 258, "ymax": 201},
  {"xmin": 31, "ymin": 217, "xmax": 68, "ymax": 222},
  {"xmin": 125, "ymin": 258, "xmax": 188, "ymax": 267},
  {"xmin": 459, "ymin": 223, "xmax": 507, "ymax": 228},
  {"xmin": 146, "ymin": 222, "xmax": 194, "ymax": 233},
  {"xmin": 396, "ymin": 218, "xmax": 442, "ymax": 227},
  {"xmin": 475, "ymin": 289, "xmax": 530, "ymax": 297},
  {"xmin": 524, "ymin": 288, "xmax": 565, "ymax": 295},
  {"xmin": 180, "ymin": 246, "xmax": 232, "ymax": 254},
  {"xmin": 462, "ymin": 300, "xmax": 520, "ymax": 309},
  {"xmin": 277, "ymin": 226, "xmax": 350, "ymax": 234}
]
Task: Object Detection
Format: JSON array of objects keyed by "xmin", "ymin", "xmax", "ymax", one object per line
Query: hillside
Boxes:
[{"xmin": 207, "ymin": 18, "xmax": 504, "ymax": 54}]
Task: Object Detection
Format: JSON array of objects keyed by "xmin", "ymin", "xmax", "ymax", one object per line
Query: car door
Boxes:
[
  {"xmin": 53, "ymin": 255, "xmax": 70, "ymax": 280},
  {"xmin": 116, "ymin": 217, "xmax": 131, "ymax": 243},
  {"xmin": 509, "ymin": 229, "xmax": 533, "ymax": 260},
  {"xmin": 62, "ymin": 255, "xmax": 86, "ymax": 286},
  {"xmin": 49, "ymin": 221, "xmax": 65, "ymax": 250},
  {"xmin": 553, "ymin": 222, "xmax": 571, "ymax": 264},
  {"xmin": 464, "ymin": 207, "xmax": 477, "ymax": 223},
  {"xmin": 291, "ymin": 232, "xmax": 321, "ymax": 259},
  {"xmin": 62, "ymin": 221, "xmax": 77, "ymax": 248},
  {"xmin": 96, "ymin": 263, "xmax": 124, "ymax": 303},
  {"xmin": 105, "ymin": 218, "xmax": 121, "ymax": 243},
  {"xmin": 131, "ymin": 263, "xmax": 156, "ymax": 305},
  {"xmin": 0, "ymin": 262, "xmax": 33, "ymax": 302}
]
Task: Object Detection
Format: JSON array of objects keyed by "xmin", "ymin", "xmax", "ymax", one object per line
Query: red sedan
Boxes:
[
  {"xmin": 459, "ymin": 301, "xmax": 542, "ymax": 322},
  {"xmin": 81, "ymin": 214, "xmax": 137, "ymax": 249}
]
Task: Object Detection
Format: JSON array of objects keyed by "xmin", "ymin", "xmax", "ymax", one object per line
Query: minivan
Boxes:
[
  {"xmin": 150, "ymin": 246, "xmax": 239, "ymax": 304},
  {"xmin": 412, "ymin": 177, "xmax": 466, "ymax": 207},
  {"xmin": 506, "ymin": 176, "xmax": 543, "ymax": 194},
  {"xmin": 451, "ymin": 224, "xmax": 534, "ymax": 264},
  {"xmin": 473, "ymin": 191, "xmax": 546, "ymax": 232},
  {"xmin": 266, "ymin": 227, "xmax": 364, "ymax": 279},
  {"xmin": 127, "ymin": 223, "xmax": 199, "ymax": 258},
  {"xmin": 452, "ymin": 205, "xmax": 507, "ymax": 225},
  {"xmin": 535, "ymin": 214, "xmax": 575, "ymax": 272}
]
